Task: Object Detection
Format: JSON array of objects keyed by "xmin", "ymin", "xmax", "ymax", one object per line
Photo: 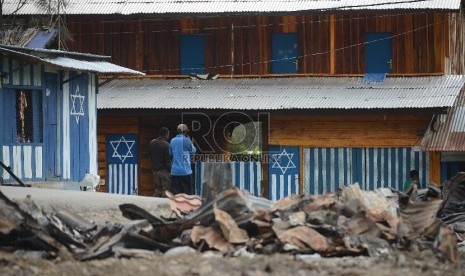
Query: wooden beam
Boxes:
[
  {"xmin": 299, "ymin": 146, "xmax": 304, "ymax": 195},
  {"xmin": 330, "ymin": 15, "xmax": 335, "ymax": 74},
  {"xmin": 429, "ymin": 151, "xmax": 441, "ymax": 185}
]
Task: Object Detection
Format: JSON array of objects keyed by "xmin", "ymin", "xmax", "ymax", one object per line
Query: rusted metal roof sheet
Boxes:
[
  {"xmin": 3, "ymin": 0, "xmax": 461, "ymax": 15},
  {"xmin": 422, "ymin": 88, "xmax": 465, "ymax": 151},
  {"xmin": 0, "ymin": 44, "xmax": 144, "ymax": 75},
  {"xmin": 97, "ymin": 76, "xmax": 465, "ymax": 110}
]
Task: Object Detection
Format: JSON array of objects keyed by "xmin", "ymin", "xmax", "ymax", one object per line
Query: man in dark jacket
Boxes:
[{"xmin": 149, "ymin": 127, "xmax": 172, "ymax": 197}]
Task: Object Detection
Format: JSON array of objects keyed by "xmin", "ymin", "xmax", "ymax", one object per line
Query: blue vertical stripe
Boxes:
[
  {"xmin": 244, "ymin": 162, "xmax": 250, "ymax": 191},
  {"xmin": 252, "ymin": 162, "xmax": 258, "ymax": 195},
  {"xmin": 355, "ymin": 148, "xmax": 363, "ymax": 185},
  {"xmin": 343, "ymin": 148, "xmax": 348, "ymax": 186},
  {"xmin": 405, "ymin": 148, "xmax": 411, "ymax": 178},
  {"xmin": 318, "ymin": 148, "xmax": 323, "ymax": 194},
  {"xmin": 368, "ymin": 148, "xmax": 374, "ymax": 190},
  {"xmin": 325, "ymin": 148, "xmax": 331, "ymax": 192},
  {"xmin": 398, "ymin": 148, "xmax": 404, "ymax": 189},
  {"xmin": 334, "ymin": 149, "xmax": 339, "ymax": 190},
  {"xmin": 195, "ymin": 161, "xmax": 202, "ymax": 195},
  {"xmin": 234, "ymin": 162, "xmax": 241, "ymax": 189},
  {"xmin": 383, "ymin": 148, "xmax": 389, "ymax": 188},
  {"xmin": 309, "ymin": 148, "xmax": 315, "ymax": 194}
]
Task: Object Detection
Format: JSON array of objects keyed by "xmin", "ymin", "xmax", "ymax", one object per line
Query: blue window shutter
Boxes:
[
  {"xmin": 271, "ymin": 33, "xmax": 299, "ymax": 74},
  {"xmin": 366, "ymin": 33, "xmax": 392, "ymax": 74},
  {"xmin": 179, "ymin": 35, "xmax": 206, "ymax": 75}
]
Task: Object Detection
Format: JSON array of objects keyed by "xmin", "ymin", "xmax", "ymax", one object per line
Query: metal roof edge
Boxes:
[
  {"xmin": 0, "ymin": 44, "xmax": 112, "ymax": 61},
  {"xmin": 0, "ymin": 46, "xmax": 144, "ymax": 76}
]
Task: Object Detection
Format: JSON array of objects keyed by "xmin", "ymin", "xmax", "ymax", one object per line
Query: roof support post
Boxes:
[{"xmin": 330, "ymin": 15, "xmax": 335, "ymax": 75}]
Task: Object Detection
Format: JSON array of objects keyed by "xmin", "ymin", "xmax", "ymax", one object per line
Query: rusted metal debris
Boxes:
[
  {"xmin": 437, "ymin": 172, "xmax": 465, "ymax": 243},
  {"xmin": 1, "ymin": 176, "xmax": 465, "ymax": 263}
]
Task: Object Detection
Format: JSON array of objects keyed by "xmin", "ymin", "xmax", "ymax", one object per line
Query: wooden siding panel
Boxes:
[
  {"xmin": 404, "ymin": 15, "xmax": 414, "ymax": 73},
  {"xmin": 434, "ymin": 14, "xmax": 446, "ymax": 73},
  {"xmin": 270, "ymin": 114, "xmax": 431, "ymax": 148},
  {"xmin": 429, "ymin": 151, "xmax": 441, "ymax": 185},
  {"xmin": 66, "ymin": 12, "xmax": 448, "ymax": 76}
]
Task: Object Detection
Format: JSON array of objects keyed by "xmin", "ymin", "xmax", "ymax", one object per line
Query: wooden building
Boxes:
[
  {"xmin": 0, "ymin": 45, "xmax": 142, "ymax": 187},
  {"xmin": 5, "ymin": 0, "xmax": 465, "ymax": 198}
]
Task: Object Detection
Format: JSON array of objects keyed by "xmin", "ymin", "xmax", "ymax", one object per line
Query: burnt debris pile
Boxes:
[{"xmin": 2, "ymin": 173, "xmax": 465, "ymax": 262}]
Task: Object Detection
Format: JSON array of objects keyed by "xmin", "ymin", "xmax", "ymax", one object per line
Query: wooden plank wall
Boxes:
[
  {"xmin": 66, "ymin": 13, "xmax": 447, "ymax": 75},
  {"xmin": 269, "ymin": 113, "xmax": 431, "ymax": 147},
  {"xmin": 447, "ymin": 9, "xmax": 465, "ymax": 74}
]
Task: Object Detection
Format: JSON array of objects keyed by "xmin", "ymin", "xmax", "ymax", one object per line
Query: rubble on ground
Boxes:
[{"xmin": 1, "ymin": 174, "xmax": 465, "ymax": 263}]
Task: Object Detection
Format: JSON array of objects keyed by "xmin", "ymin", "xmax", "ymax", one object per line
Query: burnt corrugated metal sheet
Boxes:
[
  {"xmin": 0, "ymin": 44, "xmax": 144, "ymax": 75},
  {"xmin": 421, "ymin": 88, "xmax": 465, "ymax": 151},
  {"xmin": 98, "ymin": 76, "xmax": 465, "ymax": 110},
  {"xmin": 3, "ymin": 0, "xmax": 461, "ymax": 15}
]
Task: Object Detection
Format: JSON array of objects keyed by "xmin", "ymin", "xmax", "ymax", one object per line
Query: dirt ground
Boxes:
[
  {"xmin": 0, "ymin": 248, "xmax": 464, "ymax": 276},
  {"xmin": 1, "ymin": 187, "xmax": 464, "ymax": 276}
]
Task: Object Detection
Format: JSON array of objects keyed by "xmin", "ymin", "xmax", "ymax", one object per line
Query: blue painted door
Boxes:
[
  {"xmin": 271, "ymin": 33, "xmax": 298, "ymax": 74},
  {"xmin": 44, "ymin": 72, "xmax": 59, "ymax": 179},
  {"xmin": 69, "ymin": 76, "xmax": 89, "ymax": 181},
  {"xmin": 268, "ymin": 146, "xmax": 300, "ymax": 200},
  {"xmin": 366, "ymin": 33, "xmax": 392, "ymax": 73},
  {"xmin": 106, "ymin": 134, "xmax": 138, "ymax": 195},
  {"xmin": 303, "ymin": 147, "xmax": 429, "ymax": 194},
  {"xmin": 180, "ymin": 35, "xmax": 205, "ymax": 75}
]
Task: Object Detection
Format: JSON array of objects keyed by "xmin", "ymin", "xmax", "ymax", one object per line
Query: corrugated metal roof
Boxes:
[
  {"xmin": 97, "ymin": 76, "xmax": 465, "ymax": 110},
  {"xmin": 42, "ymin": 57, "xmax": 144, "ymax": 75},
  {"xmin": 0, "ymin": 44, "xmax": 144, "ymax": 75},
  {"xmin": 3, "ymin": 0, "xmax": 461, "ymax": 15},
  {"xmin": 422, "ymin": 88, "xmax": 465, "ymax": 151}
]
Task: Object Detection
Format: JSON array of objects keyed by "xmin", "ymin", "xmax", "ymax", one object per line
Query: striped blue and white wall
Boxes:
[
  {"xmin": 107, "ymin": 163, "xmax": 138, "ymax": 195},
  {"xmin": 195, "ymin": 161, "xmax": 262, "ymax": 196},
  {"xmin": 302, "ymin": 147, "xmax": 429, "ymax": 195},
  {"xmin": 2, "ymin": 145, "xmax": 43, "ymax": 181}
]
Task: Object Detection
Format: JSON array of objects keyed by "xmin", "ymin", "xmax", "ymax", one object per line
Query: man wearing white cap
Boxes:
[{"xmin": 169, "ymin": 123, "xmax": 196, "ymax": 194}]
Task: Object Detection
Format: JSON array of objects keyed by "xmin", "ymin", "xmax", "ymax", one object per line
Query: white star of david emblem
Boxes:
[
  {"xmin": 70, "ymin": 86, "xmax": 85, "ymax": 124},
  {"xmin": 110, "ymin": 136, "xmax": 135, "ymax": 163},
  {"xmin": 271, "ymin": 149, "xmax": 296, "ymax": 174}
]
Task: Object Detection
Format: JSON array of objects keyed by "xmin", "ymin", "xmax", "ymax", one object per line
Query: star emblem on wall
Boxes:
[
  {"xmin": 70, "ymin": 86, "xmax": 85, "ymax": 124},
  {"xmin": 110, "ymin": 136, "xmax": 135, "ymax": 163},
  {"xmin": 271, "ymin": 149, "xmax": 296, "ymax": 174}
]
